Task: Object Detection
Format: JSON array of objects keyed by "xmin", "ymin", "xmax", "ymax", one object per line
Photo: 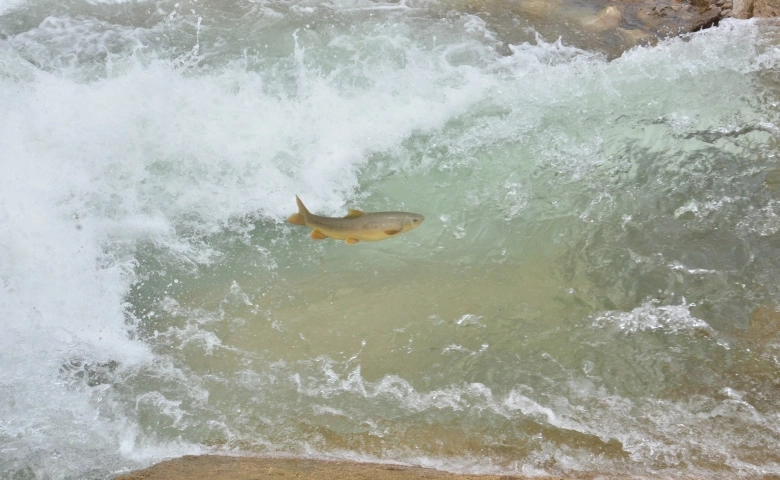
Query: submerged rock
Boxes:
[
  {"xmin": 451, "ymin": 0, "xmax": 778, "ymax": 59},
  {"xmin": 581, "ymin": 5, "xmax": 623, "ymax": 31},
  {"xmin": 113, "ymin": 455, "xmax": 564, "ymax": 479}
]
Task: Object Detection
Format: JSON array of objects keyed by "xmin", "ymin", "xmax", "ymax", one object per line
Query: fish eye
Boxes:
[{"xmin": 413, "ymin": 218, "xmax": 419, "ymax": 223}]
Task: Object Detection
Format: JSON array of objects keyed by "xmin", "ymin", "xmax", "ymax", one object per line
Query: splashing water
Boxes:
[{"xmin": 2, "ymin": 0, "xmax": 780, "ymax": 478}]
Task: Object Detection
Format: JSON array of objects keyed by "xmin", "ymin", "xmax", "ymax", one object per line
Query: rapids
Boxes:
[{"xmin": 1, "ymin": 1, "xmax": 780, "ymax": 478}]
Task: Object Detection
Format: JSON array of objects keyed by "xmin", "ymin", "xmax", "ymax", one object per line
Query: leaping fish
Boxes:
[{"xmin": 287, "ymin": 196, "xmax": 424, "ymax": 244}]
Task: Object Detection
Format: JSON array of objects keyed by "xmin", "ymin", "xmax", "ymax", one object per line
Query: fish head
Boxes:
[{"xmin": 402, "ymin": 213, "xmax": 425, "ymax": 232}]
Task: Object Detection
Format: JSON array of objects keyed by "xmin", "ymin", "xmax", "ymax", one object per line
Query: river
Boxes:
[{"xmin": 1, "ymin": 1, "xmax": 780, "ymax": 478}]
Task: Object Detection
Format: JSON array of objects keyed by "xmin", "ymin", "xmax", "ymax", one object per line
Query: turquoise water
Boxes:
[{"xmin": 2, "ymin": 1, "xmax": 780, "ymax": 478}]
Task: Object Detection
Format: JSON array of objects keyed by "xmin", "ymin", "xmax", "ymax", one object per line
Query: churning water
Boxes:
[{"xmin": 2, "ymin": 0, "xmax": 780, "ymax": 478}]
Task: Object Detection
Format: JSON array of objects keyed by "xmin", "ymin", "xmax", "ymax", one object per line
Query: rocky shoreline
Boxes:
[
  {"xmin": 447, "ymin": 0, "xmax": 778, "ymax": 60},
  {"xmin": 563, "ymin": 0, "xmax": 779, "ymax": 52},
  {"xmin": 624, "ymin": 0, "xmax": 779, "ymax": 34}
]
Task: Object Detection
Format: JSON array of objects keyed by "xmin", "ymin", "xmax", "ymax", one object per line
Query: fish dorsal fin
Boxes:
[{"xmin": 344, "ymin": 209, "xmax": 365, "ymax": 218}]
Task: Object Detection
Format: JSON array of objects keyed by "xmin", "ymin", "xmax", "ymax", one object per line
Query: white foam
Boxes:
[
  {"xmin": 286, "ymin": 356, "xmax": 780, "ymax": 476},
  {"xmin": 0, "ymin": 0, "xmax": 22, "ymax": 15},
  {"xmin": 592, "ymin": 300, "xmax": 714, "ymax": 335}
]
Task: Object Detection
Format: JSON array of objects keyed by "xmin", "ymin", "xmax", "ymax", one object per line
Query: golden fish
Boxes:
[{"xmin": 287, "ymin": 196, "xmax": 424, "ymax": 244}]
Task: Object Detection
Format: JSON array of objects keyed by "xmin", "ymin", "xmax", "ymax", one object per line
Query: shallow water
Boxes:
[{"xmin": 2, "ymin": 1, "xmax": 780, "ymax": 478}]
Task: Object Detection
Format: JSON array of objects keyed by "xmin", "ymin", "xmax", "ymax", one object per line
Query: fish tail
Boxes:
[
  {"xmin": 296, "ymin": 195, "xmax": 310, "ymax": 216},
  {"xmin": 286, "ymin": 195, "xmax": 308, "ymax": 225}
]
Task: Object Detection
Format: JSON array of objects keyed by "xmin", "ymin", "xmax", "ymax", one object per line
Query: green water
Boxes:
[{"xmin": 2, "ymin": 0, "xmax": 780, "ymax": 477}]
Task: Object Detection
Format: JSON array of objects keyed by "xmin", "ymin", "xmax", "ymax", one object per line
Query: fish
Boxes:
[{"xmin": 286, "ymin": 196, "xmax": 424, "ymax": 244}]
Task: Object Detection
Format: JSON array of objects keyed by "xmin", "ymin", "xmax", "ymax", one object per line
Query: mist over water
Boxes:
[{"xmin": 2, "ymin": 0, "xmax": 780, "ymax": 478}]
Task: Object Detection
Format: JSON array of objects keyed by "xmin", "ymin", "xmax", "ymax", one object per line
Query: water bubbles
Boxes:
[
  {"xmin": 454, "ymin": 314, "xmax": 484, "ymax": 327},
  {"xmin": 452, "ymin": 224, "xmax": 466, "ymax": 239},
  {"xmin": 592, "ymin": 299, "xmax": 712, "ymax": 335}
]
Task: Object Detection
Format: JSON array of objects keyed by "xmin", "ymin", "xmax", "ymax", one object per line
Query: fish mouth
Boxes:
[{"xmin": 408, "ymin": 215, "xmax": 424, "ymax": 229}]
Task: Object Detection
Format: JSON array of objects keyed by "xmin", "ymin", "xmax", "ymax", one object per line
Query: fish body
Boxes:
[{"xmin": 287, "ymin": 196, "xmax": 424, "ymax": 244}]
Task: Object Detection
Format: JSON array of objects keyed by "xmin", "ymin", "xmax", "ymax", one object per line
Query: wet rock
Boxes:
[
  {"xmin": 607, "ymin": 0, "xmax": 778, "ymax": 50},
  {"xmin": 766, "ymin": 169, "xmax": 780, "ymax": 192},
  {"xmin": 732, "ymin": 0, "xmax": 754, "ymax": 18},
  {"xmin": 754, "ymin": 0, "xmax": 780, "ymax": 16},
  {"xmin": 633, "ymin": 0, "xmax": 721, "ymax": 36},
  {"xmin": 582, "ymin": 5, "xmax": 623, "ymax": 31},
  {"xmin": 520, "ymin": 0, "xmax": 562, "ymax": 18},
  {"xmin": 113, "ymin": 456, "xmax": 562, "ymax": 480},
  {"xmin": 730, "ymin": 0, "xmax": 779, "ymax": 17},
  {"xmin": 448, "ymin": 0, "xmax": 776, "ymax": 60}
]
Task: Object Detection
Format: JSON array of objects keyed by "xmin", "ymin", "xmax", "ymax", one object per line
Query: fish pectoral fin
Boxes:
[
  {"xmin": 344, "ymin": 209, "xmax": 365, "ymax": 218},
  {"xmin": 311, "ymin": 229, "xmax": 328, "ymax": 240},
  {"xmin": 287, "ymin": 213, "xmax": 305, "ymax": 225},
  {"xmin": 383, "ymin": 229, "xmax": 402, "ymax": 236},
  {"xmin": 345, "ymin": 238, "xmax": 360, "ymax": 244}
]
